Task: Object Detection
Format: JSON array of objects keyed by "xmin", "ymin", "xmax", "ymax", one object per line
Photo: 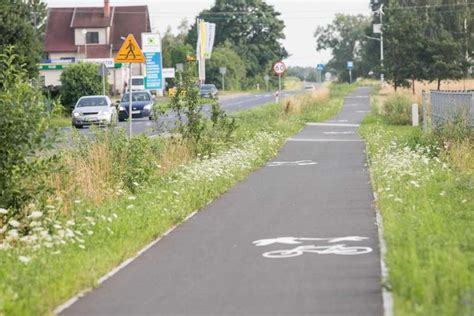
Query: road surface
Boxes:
[
  {"xmin": 61, "ymin": 87, "xmax": 383, "ymax": 316},
  {"xmin": 60, "ymin": 90, "xmax": 301, "ymax": 140}
]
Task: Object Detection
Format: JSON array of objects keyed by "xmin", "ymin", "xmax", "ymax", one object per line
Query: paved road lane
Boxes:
[
  {"xmin": 59, "ymin": 89, "xmax": 302, "ymax": 141},
  {"xmin": 61, "ymin": 87, "xmax": 383, "ymax": 316}
]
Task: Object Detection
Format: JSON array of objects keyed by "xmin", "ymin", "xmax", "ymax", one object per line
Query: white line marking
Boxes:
[
  {"xmin": 323, "ymin": 131, "xmax": 355, "ymax": 135},
  {"xmin": 306, "ymin": 123, "xmax": 360, "ymax": 127},
  {"xmin": 356, "ymin": 111, "xmax": 371, "ymax": 113},
  {"xmin": 288, "ymin": 138, "xmax": 364, "ymax": 142},
  {"xmin": 54, "ymin": 210, "xmax": 200, "ymax": 315},
  {"xmin": 267, "ymin": 160, "xmax": 318, "ymax": 167},
  {"xmin": 345, "ymin": 96, "xmax": 370, "ymax": 99}
]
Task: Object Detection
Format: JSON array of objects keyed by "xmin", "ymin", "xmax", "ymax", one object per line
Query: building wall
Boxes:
[{"xmin": 74, "ymin": 28, "xmax": 108, "ymax": 45}]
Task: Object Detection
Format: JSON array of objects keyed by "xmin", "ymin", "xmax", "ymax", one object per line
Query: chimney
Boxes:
[{"xmin": 104, "ymin": 0, "xmax": 110, "ymax": 18}]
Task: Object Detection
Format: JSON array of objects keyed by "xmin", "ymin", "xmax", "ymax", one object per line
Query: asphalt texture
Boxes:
[
  {"xmin": 62, "ymin": 87, "xmax": 383, "ymax": 316},
  {"xmin": 59, "ymin": 90, "xmax": 301, "ymax": 140}
]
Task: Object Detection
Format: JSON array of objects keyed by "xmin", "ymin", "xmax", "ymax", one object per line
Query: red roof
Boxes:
[
  {"xmin": 44, "ymin": 8, "xmax": 76, "ymax": 52},
  {"xmin": 71, "ymin": 7, "xmax": 112, "ymax": 28},
  {"xmin": 110, "ymin": 6, "xmax": 150, "ymax": 52},
  {"xmin": 44, "ymin": 5, "xmax": 151, "ymax": 55}
]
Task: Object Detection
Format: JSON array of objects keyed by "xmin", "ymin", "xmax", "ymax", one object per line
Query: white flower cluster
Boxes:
[
  {"xmin": 174, "ymin": 132, "xmax": 281, "ymax": 184},
  {"xmin": 0, "ymin": 206, "xmax": 117, "ymax": 264},
  {"xmin": 368, "ymin": 130, "xmax": 447, "ymax": 203}
]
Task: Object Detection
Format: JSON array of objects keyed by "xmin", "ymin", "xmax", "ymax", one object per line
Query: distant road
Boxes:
[{"xmin": 58, "ymin": 88, "xmax": 311, "ymax": 141}]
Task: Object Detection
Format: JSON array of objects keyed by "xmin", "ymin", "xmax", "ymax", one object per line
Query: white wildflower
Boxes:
[
  {"xmin": 28, "ymin": 211, "xmax": 43, "ymax": 219},
  {"xmin": 66, "ymin": 220, "xmax": 75, "ymax": 226},
  {"xmin": 74, "ymin": 199, "xmax": 81, "ymax": 204},
  {"xmin": 9, "ymin": 219, "xmax": 20, "ymax": 228},
  {"xmin": 128, "ymin": 196, "xmax": 136, "ymax": 200},
  {"xmin": 18, "ymin": 256, "xmax": 31, "ymax": 264},
  {"xmin": 0, "ymin": 208, "xmax": 8, "ymax": 215},
  {"xmin": 126, "ymin": 205, "xmax": 135, "ymax": 210},
  {"xmin": 78, "ymin": 244, "xmax": 86, "ymax": 249}
]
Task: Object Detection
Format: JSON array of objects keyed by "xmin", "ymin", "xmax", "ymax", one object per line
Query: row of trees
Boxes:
[
  {"xmin": 163, "ymin": 0, "xmax": 288, "ymax": 90},
  {"xmin": 316, "ymin": 0, "xmax": 473, "ymax": 90}
]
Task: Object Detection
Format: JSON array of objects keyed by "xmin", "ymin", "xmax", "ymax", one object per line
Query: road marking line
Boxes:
[
  {"xmin": 288, "ymin": 138, "xmax": 364, "ymax": 142},
  {"xmin": 306, "ymin": 123, "xmax": 360, "ymax": 127},
  {"xmin": 54, "ymin": 210, "xmax": 200, "ymax": 315},
  {"xmin": 356, "ymin": 111, "xmax": 371, "ymax": 113},
  {"xmin": 324, "ymin": 131, "xmax": 355, "ymax": 135},
  {"xmin": 345, "ymin": 96, "xmax": 370, "ymax": 99}
]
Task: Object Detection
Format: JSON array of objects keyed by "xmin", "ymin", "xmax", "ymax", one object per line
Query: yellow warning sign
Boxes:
[{"xmin": 115, "ymin": 34, "xmax": 145, "ymax": 63}]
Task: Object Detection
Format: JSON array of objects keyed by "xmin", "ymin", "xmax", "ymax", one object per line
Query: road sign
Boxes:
[
  {"xmin": 264, "ymin": 75, "xmax": 270, "ymax": 82},
  {"xmin": 142, "ymin": 33, "xmax": 161, "ymax": 52},
  {"xmin": 176, "ymin": 63, "xmax": 184, "ymax": 72},
  {"xmin": 219, "ymin": 67, "xmax": 227, "ymax": 75},
  {"xmin": 316, "ymin": 64, "xmax": 325, "ymax": 71},
  {"xmin": 272, "ymin": 61, "xmax": 287, "ymax": 75},
  {"xmin": 97, "ymin": 63, "xmax": 109, "ymax": 76},
  {"xmin": 162, "ymin": 68, "xmax": 175, "ymax": 79},
  {"xmin": 144, "ymin": 52, "xmax": 162, "ymax": 90},
  {"xmin": 347, "ymin": 61, "xmax": 353, "ymax": 69},
  {"xmin": 115, "ymin": 34, "xmax": 145, "ymax": 63}
]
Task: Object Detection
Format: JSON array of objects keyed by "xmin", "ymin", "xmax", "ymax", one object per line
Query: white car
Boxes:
[{"xmin": 71, "ymin": 96, "xmax": 118, "ymax": 129}]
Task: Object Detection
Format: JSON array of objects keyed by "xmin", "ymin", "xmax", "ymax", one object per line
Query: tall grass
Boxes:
[{"xmin": 361, "ymin": 112, "xmax": 474, "ymax": 315}]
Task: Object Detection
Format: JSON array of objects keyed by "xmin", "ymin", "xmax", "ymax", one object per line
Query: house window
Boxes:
[{"xmin": 85, "ymin": 32, "xmax": 99, "ymax": 44}]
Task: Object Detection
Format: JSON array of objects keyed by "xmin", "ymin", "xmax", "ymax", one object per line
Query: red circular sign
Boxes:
[{"xmin": 272, "ymin": 61, "xmax": 287, "ymax": 75}]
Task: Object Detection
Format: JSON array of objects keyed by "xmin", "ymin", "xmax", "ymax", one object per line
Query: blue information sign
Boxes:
[
  {"xmin": 347, "ymin": 61, "xmax": 353, "ymax": 70},
  {"xmin": 316, "ymin": 64, "xmax": 324, "ymax": 71},
  {"xmin": 144, "ymin": 52, "xmax": 163, "ymax": 90}
]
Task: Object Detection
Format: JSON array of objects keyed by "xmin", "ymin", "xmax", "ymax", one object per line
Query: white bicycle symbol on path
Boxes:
[
  {"xmin": 252, "ymin": 236, "xmax": 373, "ymax": 259},
  {"xmin": 266, "ymin": 160, "xmax": 318, "ymax": 167}
]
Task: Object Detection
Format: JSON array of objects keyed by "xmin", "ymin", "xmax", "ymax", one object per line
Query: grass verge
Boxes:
[
  {"xmin": 361, "ymin": 113, "xmax": 474, "ymax": 316},
  {"xmin": 0, "ymin": 83, "xmax": 357, "ymax": 315}
]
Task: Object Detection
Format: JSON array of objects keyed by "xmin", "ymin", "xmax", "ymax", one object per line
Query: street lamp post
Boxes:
[{"xmin": 366, "ymin": 4, "xmax": 384, "ymax": 88}]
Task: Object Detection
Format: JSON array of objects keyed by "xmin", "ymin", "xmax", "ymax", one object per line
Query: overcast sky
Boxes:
[{"xmin": 45, "ymin": 0, "xmax": 371, "ymax": 67}]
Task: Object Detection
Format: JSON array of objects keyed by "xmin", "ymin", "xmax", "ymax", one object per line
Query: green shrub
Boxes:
[
  {"xmin": 0, "ymin": 48, "xmax": 59, "ymax": 212},
  {"xmin": 434, "ymin": 109, "xmax": 473, "ymax": 144},
  {"xmin": 60, "ymin": 62, "xmax": 108, "ymax": 111},
  {"xmin": 382, "ymin": 92, "xmax": 413, "ymax": 125}
]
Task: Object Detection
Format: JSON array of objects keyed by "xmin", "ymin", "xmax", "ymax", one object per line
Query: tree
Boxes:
[
  {"xmin": 187, "ymin": 0, "xmax": 288, "ymax": 86},
  {"xmin": 60, "ymin": 63, "xmax": 107, "ymax": 110},
  {"xmin": 0, "ymin": 47, "xmax": 58, "ymax": 211},
  {"xmin": 162, "ymin": 22, "xmax": 194, "ymax": 68},
  {"xmin": 206, "ymin": 42, "xmax": 246, "ymax": 90},
  {"xmin": 314, "ymin": 14, "xmax": 370, "ymax": 82},
  {"xmin": 0, "ymin": 0, "xmax": 46, "ymax": 79}
]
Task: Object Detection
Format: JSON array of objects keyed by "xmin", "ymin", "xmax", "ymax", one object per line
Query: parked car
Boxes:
[
  {"xmin": 199, "ymin": 84, "xmax": 218, "ymax": 98},
  {"xmin": 71, "ymin": 96, "xmax": 118, "ymax": 128},
  {"xmin": 118, "ymin": 90, "xmax": 155, "ymax": 121},
  {"xmin": 304, "ymin": 84, "xmax": 315, "ymax": 90}
]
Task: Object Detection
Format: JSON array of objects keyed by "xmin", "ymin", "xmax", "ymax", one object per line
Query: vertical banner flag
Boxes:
[
  {"xmin": 204, "ymin": 22, "xmax": 216, "ymax": 59},
  {"xmin": 142, "ymin": 33, "xmax": 163, "ymax": 90}
]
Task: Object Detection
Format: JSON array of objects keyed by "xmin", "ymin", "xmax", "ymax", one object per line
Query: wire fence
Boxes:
[{"xmin": 422, "ymin": 90, "xmax": 474, "ymax": 130}]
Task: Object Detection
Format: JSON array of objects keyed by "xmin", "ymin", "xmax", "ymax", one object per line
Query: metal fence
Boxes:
[{"xmin": 424, "ymin": 90, "xmax": 474, "ymax": 129}]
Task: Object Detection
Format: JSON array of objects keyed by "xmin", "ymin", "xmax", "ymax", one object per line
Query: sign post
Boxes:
[
  {"xmin": 115, "ymin": 33, "xmax": 145, "ymax": 140},
  {"xmin": 272, "ymin": 61, "xmax": 287, "ymax": 103},
  {"xmin": 142, "ymin": 33, "xmax": 163, "ymax": 96},
  {"xmin": 316, "ymin": 64, "xmax": 325, "ymax": 83},
  {"xmin": 219, "ymin": 67, "xmax": 227, "ymax": 91},
  {"xmin": 264, "ymin": 75, "xmax": 270, "ymax": 91},
  {"xmin": 347, "ymin": 61, "xmax": 353, "ymax": 84},
  {"xmin": 97, "ymin": 63, "xmax": 109, "ymax": 95}
]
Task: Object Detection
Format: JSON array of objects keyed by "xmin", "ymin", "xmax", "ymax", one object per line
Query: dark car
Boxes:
[
  {"xmin": 118, "ymin": 91, "xmax": 154, "ymax": 121},
  {"xmin": 199, "ymin": 84, "xmax": 218, "ymax": 98}
]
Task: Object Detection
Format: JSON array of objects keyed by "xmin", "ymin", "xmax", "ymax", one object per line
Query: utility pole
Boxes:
[{"xmin": 380, "ymin": 4, "xmax": 384, "ymax": 89}]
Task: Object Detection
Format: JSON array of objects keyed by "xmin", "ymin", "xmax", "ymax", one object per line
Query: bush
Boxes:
[
  {"xmin": 382, "ymin": 92, "xmax": 413, "ymax": 125},
  {"xmin": 60, "ymin": 62, "xmax": 108, "ymax": 111},
  {"xmin": 0, "ymin": 48, "xmax": 59, "ymax": 213}
]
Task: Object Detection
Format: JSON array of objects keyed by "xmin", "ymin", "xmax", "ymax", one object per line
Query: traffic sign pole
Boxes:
[
  {"xmin": 278, "ymin": 74, "xmax": 281, "ymax": 103},
  {"xmin": 272, "ymin": 61, "xmax": 286, "ymax": 104},
  {"xmin": 129, "ymin": 63, "xmax": 132, "ymax": 139}
]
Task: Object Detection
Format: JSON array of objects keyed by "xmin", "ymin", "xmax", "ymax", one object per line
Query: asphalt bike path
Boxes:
[{"xmin": 62, "ymin": 87, "xmax": 383, "ymax": 315}]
